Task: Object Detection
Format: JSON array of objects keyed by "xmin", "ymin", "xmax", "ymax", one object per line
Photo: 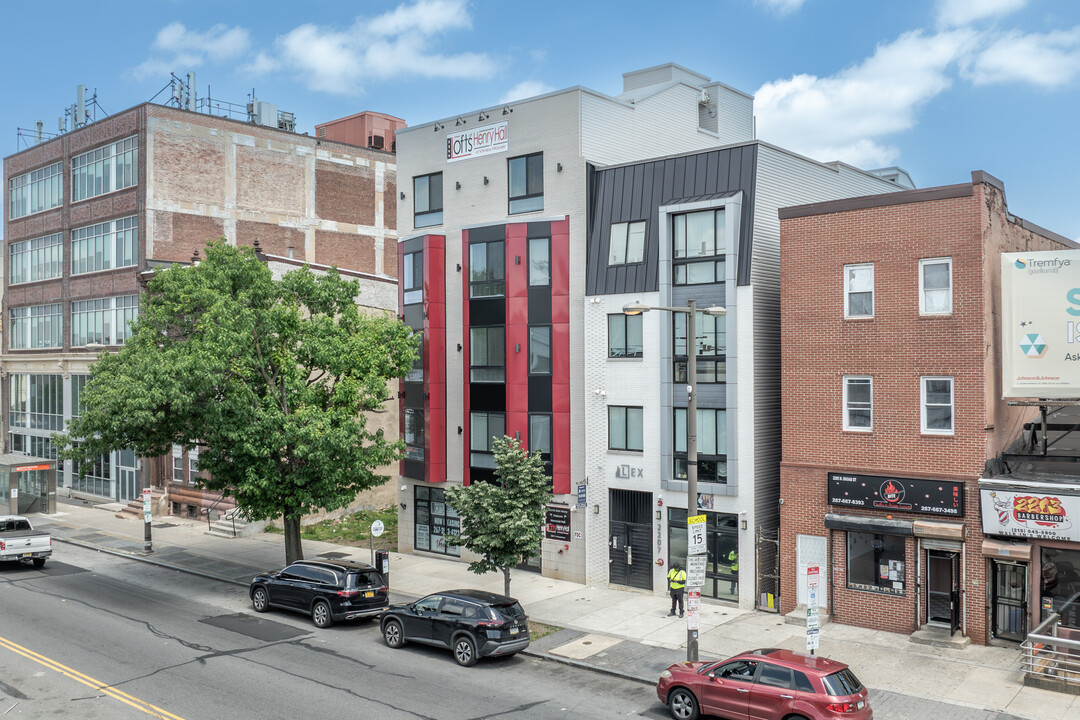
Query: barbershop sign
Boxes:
[{"xmin": 446, "ymin": 121, "xmax": 508, "ymax": 163}]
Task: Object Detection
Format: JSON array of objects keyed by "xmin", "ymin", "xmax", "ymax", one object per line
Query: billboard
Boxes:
[{"xmin": 1001, "ymin": 250, "xmax": 1080, "ymax": 398}]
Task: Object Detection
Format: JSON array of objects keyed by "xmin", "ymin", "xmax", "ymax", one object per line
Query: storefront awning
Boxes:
[
  {"xmin": 912, "ymin": 519, "xmax": 966, "ymax": 540},
  {"xmin": 981, "ymin": 538, "xmax": 1032, "ymax": 560},
  {"xmin": 824, "ymin": 513, "xmax": 914, "ymax": 535}
]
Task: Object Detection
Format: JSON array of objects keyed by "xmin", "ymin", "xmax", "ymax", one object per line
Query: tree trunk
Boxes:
[
  {"xmin": 284, "ymin": 515, "xmax": 304, "ymax": 565},
  {"xmin": 501, "ymin": 566, "xmax": 511, "ymax": 598}
]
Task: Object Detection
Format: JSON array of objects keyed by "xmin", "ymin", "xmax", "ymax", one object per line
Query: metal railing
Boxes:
[
  {"xmin": 202, "ymin": 492, "xmax": 235, "ymax": 536},
  {"xmin": 1021, "ymin": 613, "xmax": 1080, "ymax": 688}
]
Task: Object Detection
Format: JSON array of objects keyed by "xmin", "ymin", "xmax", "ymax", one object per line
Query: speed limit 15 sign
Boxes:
[{"xmin": 687, "ymin": 514, "xmax": 707, "ymax": 555}]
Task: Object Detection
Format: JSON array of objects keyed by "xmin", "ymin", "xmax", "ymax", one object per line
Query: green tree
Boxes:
[
  {"xmin": 56, "ymin": 240, "xmax": 418, "ymax": 565},
  {"xmin": 446, "ymin": 435, "xmax": 552, "ymax": 597}
]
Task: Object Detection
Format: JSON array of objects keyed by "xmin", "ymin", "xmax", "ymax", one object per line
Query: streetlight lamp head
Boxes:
[
  {"xmin": 703, "ymin": 305, "xmax": 727, "ymax": 317},
  {"xmin": 622, "ymin": 301, "xmax": 650, "ymax": 316}
]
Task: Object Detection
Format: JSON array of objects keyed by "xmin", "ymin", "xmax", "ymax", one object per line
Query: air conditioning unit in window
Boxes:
[{"xmin": 369, "ymin": 135, "xmax": 385, "ymax": 150}]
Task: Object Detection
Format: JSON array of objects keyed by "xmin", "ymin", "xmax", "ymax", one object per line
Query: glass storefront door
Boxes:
[{"xmin": 669, "ymin": 508, "xmax": 738, "ymax": 601}]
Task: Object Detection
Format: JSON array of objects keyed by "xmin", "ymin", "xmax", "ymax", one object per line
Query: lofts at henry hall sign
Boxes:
[
  {"xmin": 828, "ymin": 472, "xmax": 964, "ymax": 517},
  {"xmin": 446, "ymin": 121, "xmax": 509, "ymax": 163}
]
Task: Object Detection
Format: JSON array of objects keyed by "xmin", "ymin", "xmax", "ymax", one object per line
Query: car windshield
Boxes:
[
  {"xmin": 821, "ymin": 668, "xmax": 864, "ymax": 696},
  {"xmin": 347, "ymin": 571, "xmax": 383, "ymax": 589},
  {"xmin": 495, "ymin": 601, "xmax": 526, "ymax": 620}
]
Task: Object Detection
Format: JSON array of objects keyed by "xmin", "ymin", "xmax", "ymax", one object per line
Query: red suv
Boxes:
[{"xmin": 656, "ymin": 648, "xmax": 872, "ymax": 720}]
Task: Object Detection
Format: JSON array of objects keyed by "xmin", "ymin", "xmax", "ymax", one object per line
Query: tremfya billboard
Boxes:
[{"xmin": 1001, "ymin": 250, "xmax": 1080, "ymax": 399}]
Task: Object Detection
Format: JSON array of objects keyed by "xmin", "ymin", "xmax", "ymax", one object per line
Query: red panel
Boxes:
[
  {"xmin": 552, "ymin": 405, "xmax": 571, "ymax": 495},
  {"xmin": 551, "ymin": 218, "xmax": 571, "ymax": 299},
  {"xmin": 506, "ymin": 325, "xmax": 528, "ymax": 391},
  {"xmin": 424, "ymin": 235, "xmax": 447, "ymax": 483},
  {"xmin": 506, "ymin": 224, "xmax": 528, "ymax": 298},
  {"xmin": 506, "ymin": 411, "xmax": 528, "ymax": 448},
  {"xmin": 461, "ymin": 230, "xmax": 471, "ymax": 485},
  {"xmin": 552, "ymin": 383, "xmax": 571, "ymax": 414},
  {"xmin": 506, "ymin": 295, "xmax": 529, "ymax": 326}
]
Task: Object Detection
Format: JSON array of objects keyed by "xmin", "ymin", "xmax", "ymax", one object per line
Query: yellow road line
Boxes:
[{"xmin": 0, "ymin": 635, "xmax": 186, "ymax": 720}]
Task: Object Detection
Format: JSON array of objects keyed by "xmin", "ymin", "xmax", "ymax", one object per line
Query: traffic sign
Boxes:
[
  {"xmin": 142, "ymin": 488, "xmax": 152, "ymax": 523},
  {"xmin": 686, "ymin": 555, "xmax": 707, "ymax": 587},
  {"xmin": 806, "ymin": 627, "xmax": 820, "ymax": 651},
  {"xmin": 687, "ymin": 514, "xmax": 707, "ymax": 555},
  {"xmin": 687, "ymin": 589, "xmax": 701, "ymax": 630},
  {"xmin": 371, "ymin": 520, "xmax": 385, "ymax": 537}
]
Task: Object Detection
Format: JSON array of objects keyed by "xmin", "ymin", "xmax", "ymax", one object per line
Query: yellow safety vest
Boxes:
[{"xmin": 668, "ymin": 568, "xmax": 686, "ymax": 589}]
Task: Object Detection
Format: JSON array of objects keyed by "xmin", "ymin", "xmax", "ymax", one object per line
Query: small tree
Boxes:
[{"xmin": 446, "ymin": 435, "xmax": 552, "ymax": 597}]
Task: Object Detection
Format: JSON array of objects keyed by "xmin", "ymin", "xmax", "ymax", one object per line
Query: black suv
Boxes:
[
  {"xmin": 380, "ymin": 589, "xmax": 530, "ymax": 666},
  {"xmin": 249, "ymin": 559, "xmax": 388, "ymax": 628}
]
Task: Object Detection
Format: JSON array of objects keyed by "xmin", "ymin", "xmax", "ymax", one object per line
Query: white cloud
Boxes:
[
  {"xmin": 965, "ymin": 28, "xmax": 1080, "ymax": 87},
  {"xmin": 500, "ymin": 81, "xmax": 555, "ymax": 104},
  {"xmin": 131, "ymin": 22, "xmax": 251, "ymax": 79},
  {"xmin": 755, "ymin": 0, "xmax": 806, "ymax": 16},
  {"xmin": 755, "ymin": 30, "xmax": 976, "ymax": 167},
  {"xmin": 937, "ymin": 0, "xmax": 1027, "ymax": 28}
]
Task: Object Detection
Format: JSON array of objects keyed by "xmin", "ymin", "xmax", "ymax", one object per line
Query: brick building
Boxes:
[
  {"xmin": 3, "ymin": 102, "xmax": 401, "ymax": 513},
  {"xmin": 778, "ymin": 171, "xmax": 1076, "ymax": 645}
]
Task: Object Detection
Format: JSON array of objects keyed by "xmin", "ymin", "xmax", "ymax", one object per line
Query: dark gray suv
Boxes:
[{"xmin": 249, "ymin": 559, "xmax": 388, "ymax": 628}]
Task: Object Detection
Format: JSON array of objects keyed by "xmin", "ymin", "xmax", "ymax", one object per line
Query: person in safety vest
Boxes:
[
  {"xmin": 728, "ymin": 549, "xmax": 739, "ymax": 594},
  {"xmin": 667, "ymin": 562, "xmax": 686, "ymax": 617}
]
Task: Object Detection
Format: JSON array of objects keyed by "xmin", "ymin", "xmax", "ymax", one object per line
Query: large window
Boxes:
[
  {"xmin": 9, "ymin": 233, "xmax": 63, "ymax": 285},
  {"xmin": 9, "ymin": 374, "xmax": 64, "ymax": 431},
  {"xmin": 469, "ymin": 326, "xmax": 505, "ymax": 382},
  {"xmin": 529, "ymin": 326, "xmax": 551, "ymax": 375},
  {"xmin": 413, "ymin": 173, "xmax": 443, "ymax": 228},
  {"xmin": 529, "ymin": 237, "xmax": 550, "ymax": 286},
  {"xmin": 73, "ymin": 447, "xmax": 112, "ymax": 497},
  {"xmin": 608, "ymin": 221, "xmax": 646, "ymax": 265},
  {"xmin": 9, "ymin": 303, "xmax": 62, "ymax": 349},
  {"xmin": 470, "ymin": 412, "xmax": 505, "ymax": 468},
  {"xmin": 673, "ymin": 209, "xmax": 725, "ymax": 286},
  {"xmin": 402, "ymin": 250, "xmax": 423, "ymax": 305},
  {"xmin": 71, "ymin": 216, "xmax": 137, "ymax": 275},
  {"xmin": 608, "ymin": 406, "xmax": 643, "ymax": 452},
  {"xmin": 508, "ymin": 152, "xmax": 543, "ymax": 214},
  {"xmin": 847, "ymin": 532, "xmax": 906, "ymax": 595},
  {"xmin": 608, "ymin": 313, "xmax": 643, "ymax": 358},
  {"xmin": 415, "ymin": 486, "xmax": 460, "ymax": 556},
  {"xmin": 404, "ymin": 408, "xmax": 424, "ymax": 460},
  {"xmin": 9, "ymin": 433, "xmax": 56, "ymax": 459},
  {"xmin": 70, "ymin": 374, "xmax": 90, "ymax": 420},
  {"xmin": 71, "ymin": 135, "xmax": 138, "ymax": 202},
  {"xmin": 921, "ymin": 376, "xmax": 954, "ymax": 435},
  {"xmin": 919, "ymin": 257, "xmax": 952, "ymax": 315},
  {"xmin": 845, "ymin": 263, "xmax": 874, "ymax": 318},
  {"xmin": 529, "ymin": 413, "xmax": 552, "ymax": 457},
  {"xmin": 9, "ymin": 161, "xmax": 62, "ymax": 219},
  {"xmin": 71, "ymin": 295, "xmax": 139, "ymax": 347},
  {"xmin": 469, "ymin": 240, "xmax": 505, "ymax": 298},
  {"xmin": 674, "ymin": 311, "xmax": 726, "ymax": 384},
  {"xmin": 843, "ymin": 376, "xmax": 872, "ymax": 431},
  {"xmin": 674, "ymin": 408, "xmax": 727, "ymax": 484}
]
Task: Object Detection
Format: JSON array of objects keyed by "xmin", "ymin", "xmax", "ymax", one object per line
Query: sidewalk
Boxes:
[{"xmin": 33, "ymin": 500, "xmax": 1078, "ymax": 720}]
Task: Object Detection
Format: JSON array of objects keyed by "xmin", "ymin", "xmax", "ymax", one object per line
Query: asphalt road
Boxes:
[{"xmin": 0, "ymin": 545, "xmax": 669, "ymax": 720}]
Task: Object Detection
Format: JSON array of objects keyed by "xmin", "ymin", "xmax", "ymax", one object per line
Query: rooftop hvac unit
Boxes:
[
  {"xmin": 278, "ymin": 111, "xmax": 296, "ymax": 133},
  {"xmin": 369, "ymin": 134, "xmax": 385, "ymax": 150}
]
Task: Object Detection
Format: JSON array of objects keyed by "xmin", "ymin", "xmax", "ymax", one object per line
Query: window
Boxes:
[
  {"xmin": 675, "ymin": 259, "xmax": 724, "ymax": 285},
  {"xmin": 846, "ymin": 531, "xmax": 905, "ymax": 595},
  {"xmin": 920, "ymin": 257, "xmax": 952, "ymax": 315},
  {"xmin": 469, "ymin": 326, "xmax": 505, "ymax": 382},
  {"xmin": 9, "ymin": 233, "xmax": 63, "ymax": 284},
  {"xmin": 843, "ymin": 376, "xmax": 872, "ymax": 431},
  {"xmin": 674, "ymin": 312, "xmax": 726, "ymax": 384},
  {"xmin": 711, "ymin": 660, "xmax": 758, "ymax": 681},
  {"xmin": 414, "ymin": 487, "xmax": 460, "ymax": 556},
  {"xmin": 674, "ymin": 408, "xmax": 727, "ymax": 483},
  {"xmin": 608, "ymin": 406, "xmax": 643, "ymax": 452},
  {"xmin": 71, "ymin": 375, "xmax": 90, "ymax": 420},
  {"xmin": 413, "ymin": 173, "xmax": 443, "ymax": 228},
  {"xmin": 188, "ymin": 447, "xmax": 200, "ymax": 478},
  {"xmin": 528, "ymin": 237, "xmax": 550, "ymax": 286},
  {"xmin": 8, "ymin": 374, "xmax": 64, "ymax": 431},
  {"xmin": 508, "ymin": 152, "xmax": 543, "ymax": 214},
  {"xmin": 757, "ymin": 664, "xmax": 794, "ymax": 689},
  {"xmin": 9, "ymin": 434, "xmax": 56, "ymax": 459},
  {"xmin": 9, "ymin": 161, "xmax": 62, "ymax": 219},
  {"xmin": 404, "ymin": 408, "xmax": 424, "ymax": 460},
  {"xmin": 71, "ymin": 448, "xmax": 112, "ymax": 497},
  {"xmin": 71, "ymin": 295, "xmax": 139, "ymax": 347},
  {"xmin": 71, "ymin": 216, "xmax": 137, "ymax": 275},
  {"xmin": 921, "ymin": 376, "xmax": 954, "ymax": 434},
  {"xmin": 469, "ymin": 241, "xmax": 505, "ymax": 298},
  {"xmin": 71, "ymin": 135, "xmax": 138, "ymax": 202},
  {"xmin": 529, "ymin": 413, "xmax": 552, "ymax": 457},
  {"xmin": 403, "ymin": 250, "xmax": 423, "ymax": 305},
  {"xmin": 608, "ymin": 313, "xmax": 643, "ymax": 358},
  {"xmin": 9, "ymin": 303, "xmax": 62, "ymax": 349},
  {"xmin": 845, "ymin": 263, "xmax": 874, "ymax": 318},
  {"xmin": 470, "ymin": 411, "xmax": 505, "ymax": 468},
  {"xmin": 673, "ymin": 209, "xmax": 724, "ymax": 258},
  {"xmin": 608, "ymin": 221, "xmax": 646, "ymax": 265},
  {"xmin": 822, "ymin": 669, "xmax": 864, "ymax": 696},
  {"xmin": 172, "ymin": 445, "xmax": 185, "ymax": 482},
  {"xmin": 529, "ymin": 326, "xmax": 551, "ymax": 375}
]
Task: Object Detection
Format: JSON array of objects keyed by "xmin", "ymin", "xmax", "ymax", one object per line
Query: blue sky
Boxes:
[{"xmin": 3, "ymin": 0, "xmax": 1079, "ymax": 239}]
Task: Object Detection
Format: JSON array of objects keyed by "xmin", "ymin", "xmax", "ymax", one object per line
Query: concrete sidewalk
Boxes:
[{"xmin": 32, "ymin": 500, "xmax": 1078, "ymax": 720}]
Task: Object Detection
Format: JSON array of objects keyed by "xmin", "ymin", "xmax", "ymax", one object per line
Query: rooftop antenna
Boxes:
[
  {"xmin": 76, "ymin": 85, "xmax": 87, "ymax": 126},
  {"xmin": 35, "ymin": 121, "xmax": 43, "ymax": 144},
  {"xmin": 187, "ymin": 72, "xmax": 196, "ymax": 111}
]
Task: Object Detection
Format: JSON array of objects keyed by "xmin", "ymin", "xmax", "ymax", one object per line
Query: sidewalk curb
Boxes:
[
  {"xmin": 521, "ymin": 648, "xmax": 656, "ymax": 686},
  {"xmin": 54, "ymin": 536, "xmax": 250, "ymax": 588}
]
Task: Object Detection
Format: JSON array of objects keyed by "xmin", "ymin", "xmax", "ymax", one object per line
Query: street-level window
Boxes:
[
  {"xmin": 508, "ymin": 152, "xmax": 543, "ymax": 214},
  {"xmin": 608, "ymin": 221, "xmax": 646, "ymax": 265},
  {"xmin": 71, "ymin": 136, "xmax": 138, "ymax": 202},
  {"xmin": 845, "ymin": 263, "xmax": 874, "ymax": 318},
  {"xmin": 402, "ymin": 250, "xmax": 423, "ymax": 305},
  {"xmin": 413, "ymin": 173, "xmax": 443, "ymax": 228},
  {"xmin": 847, "ymin": 531, "xmax": 905, "ymax": 595},
  {"xmin": 529, "ymin": 326, "xmax": 551, "ymax": 375},
  {"xmin": 921, "ymin": 376, "xmax": 954, "ymax": 435},
  {"xmin": 674, "ymin": 408, "xmax": 727, "ymax": 483},
  {"xmin": 9, "ymin": 233, "xmax": 62, "ymax": 285},
  {"xmin": 608, "ymin": 313, "xmax": 643, "ymax": 358},
  {"xmin": 9, "ymin": 303, "xmax": 63, "ymax": 350},
  {"xmin": 415, "ymin": 486, "xmax": 460, "ymax": 556},
  {"xmin": 919, "ymin": 257, "xmax": 952, "ymax": 315},
  {"xmin": 470, "ymin": 411, "xmax": 505, "ymax": 468},
  {"xmin": 9, "ymin": 161, "xmax": 62, "ymax": 219},
  {"xmin": 469, "ymin": 326, "xmax": 505, "ymax": 382},
  {"xmin": 843, "ymin": 376, "xmax": 872, "ymax": 431},
  {"xmin": 469, "ymin": 240, "xmax": 505, "ymax": 298},
  {"xmin": 8, "ymin": 374, "xmax": 64, "ymax": 431},
  {"xmin": 608, "ymin": 406, "xmax": 643, "ymax": 452},
  {"xmin": 528, "ymin": 237, "xmax": 550, "ymax": 286}
]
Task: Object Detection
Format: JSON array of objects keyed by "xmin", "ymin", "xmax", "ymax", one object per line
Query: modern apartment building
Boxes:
[{"xmin": 3, "ymin": 101, "xmax": 401, "ymax": 513}]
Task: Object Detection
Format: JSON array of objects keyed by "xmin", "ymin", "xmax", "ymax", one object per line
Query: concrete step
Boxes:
[
  {"xmin": 206, "ymin": 514, "xmax": 265, "ymax": 538},
  {"xmin": 784, "ymin": 605, "xmax": 830, "ymax": 627},
  {"xmin": 909, "ymin": 625, "xmax": 971, "ymax": 649},
  {"xmin": 115, "ymin": 491, "xmax": 167, "ymax": 520}
]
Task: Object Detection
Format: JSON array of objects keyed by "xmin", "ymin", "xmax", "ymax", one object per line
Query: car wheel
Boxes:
[
  {"xmin": 383, "ymin": 618, "xmax": 405, "ymax": 648},
  {"xmin": 667, "ymin": 687, "xmax": 699, "ymax": 720},
  {"xmin": 32, "ymin": 558, "xmax": 45, "ymax": 569},
  {"xmin": 453, "ymin": 634, "xmax": 478, "ymax": 667},
  {"xmin": 311, "ymin": 600, "xmax": 334, "ymax": 628},
  {"xmin": 251, "ymin": 586, "xmax": 269, "ymax": 613}
]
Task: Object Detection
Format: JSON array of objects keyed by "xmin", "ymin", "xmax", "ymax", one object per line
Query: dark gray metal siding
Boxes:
[{"xmin": 586, "ymin": 144, "xmax": 758, "ymax": 296}]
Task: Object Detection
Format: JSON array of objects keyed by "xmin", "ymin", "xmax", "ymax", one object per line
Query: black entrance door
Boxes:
[
  {"xmin": 927, "ymin": 550, "xmax": 961, "ymax": 634},
  {"xmin": 608, "ymin": 489, "xmax": 652, "ymax": 590},
  {"xmin": 991, "ymin": 561, "xmax": 1028, "ymax": 642}
]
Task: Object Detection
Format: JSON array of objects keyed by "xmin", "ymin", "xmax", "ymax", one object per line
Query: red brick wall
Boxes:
[
  {"xmin": 153, "ymin": 212, "xmax": 225, "ymax": 263},
  {"xmin": 315, "ymin": 162, "xmax": 376, "ymax": 226},
  {"xmin": 236, "ymin": 221, "xmax": 306, "ymax": 260},
  {"xmin": 314, "ymin": 230, "xmax": 376, "ymax": 274}
]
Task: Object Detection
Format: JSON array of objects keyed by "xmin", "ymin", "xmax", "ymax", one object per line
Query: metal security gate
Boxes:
[
  {"xmin": 756, "ymin": 526, "xmax": 780, "ymax": 611},
  {"xmin": 991, "ymin": 560, "xmax": 1028, "ymax": 642},
  {"xmin": 927, "ymin": 550, "xmax": 961, "ymax": 634},
  {"xmin": 609, "ymin": 489, "xmax": 653, "ymax": 590}
]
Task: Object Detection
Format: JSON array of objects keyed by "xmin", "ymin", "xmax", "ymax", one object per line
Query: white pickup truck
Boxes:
[{"xmin": 0, "ymin": 515, "xmax": 52, "ymax": 568}]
